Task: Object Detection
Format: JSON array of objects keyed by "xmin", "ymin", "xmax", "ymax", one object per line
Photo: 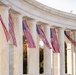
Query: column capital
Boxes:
[
  {"xmin": 12, "ymin": 13, "xmax": 23, "ymax": 18},
  {"xmin": 0, "ymin": 6, "xmax": 10, "ymax": 10},
  {"xmin": 27, "ymin": 19, "xmax": 37, "ymax": 27},
  {"xmin": 73, "ymin": 31, "xmax": 76, "ymax": 42},
  {"xmin": 72, "ymin": 30, "xmax": 76, "ymax": 32},
  {"xmin": 27, "ymin": 19, "xmax": 38, "ymax": 23},
  {"xmin": 44, "ymin": 24, "xmax": 51, "ymax": 28},
  {"xmin": 58, "ymin": 27, "xmax": 65, "ymax": 30}
]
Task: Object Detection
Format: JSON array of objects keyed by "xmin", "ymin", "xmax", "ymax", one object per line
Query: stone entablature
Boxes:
[{"xmin": 0, "ymin": 0, "xmax": 76, "ymax": 29}]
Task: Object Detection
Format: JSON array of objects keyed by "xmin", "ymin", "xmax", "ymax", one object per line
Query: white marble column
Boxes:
[
  {"xmin": 44, "ymin": 25, "xmax": 51, "ymax": 75},
  {"xmin": 9, "ymin": 36, "xmax": 14, "ymax": 75},
  {"xmin": 53, "ymin": 53, "xmax": 60, "ymax": 75},
  {"xmin": 27, "ymin": 20, "xmax": 39, "ymax": 75},
  {"xmin": 74, "ymin": 31, "xmax": 76, "ymax": 75},
  {"xmin": 71, "ymin": 41, "xmax": 75, "ymax": 75},
  {"xmin": 13, "ymin": 14, "xmax": 23, "ymax": 75},
  {"xmin": 58, "ymin": 28, "xmax": 65, "ymax": 75},
  {"xmin": 51, "ymin": 46, "xmax": 54, "ymax": 75},
  {"xmin": 0, "ymin": 6, "xmax": 9, "ymax": 75},
  {"xmin": 53, "ymin": 29, "xmax": 60, "ymax": 75},
  {"xmin": 9, "ymin": 14, "xmax": 14, "ymax": 75},
  {"xmin": 67, "ymin": 43, "xmax": 72, "ymax": 74}
]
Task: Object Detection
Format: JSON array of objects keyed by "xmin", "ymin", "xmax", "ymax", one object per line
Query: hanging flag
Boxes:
[
  {"xmin": 0, "ymin": 15, "xmax": 10, "ymax": 42},
  {"xmin": 64, "ymin": 31, "xmax": 76, "ymax": 46},
  {"xmin": 23, "ymin": 20, "xmax": 36, "ymax": 48},
  {"xmin": 50, "ymin": 28, "xmax": 60, "ymax": 53},
  {"xmin": 36, "ymin": 25, "xmax": 51, "ymax": 49},
  {"xmin": 9, "ymin": 14, "xmax": 17, "ymax": 47}
]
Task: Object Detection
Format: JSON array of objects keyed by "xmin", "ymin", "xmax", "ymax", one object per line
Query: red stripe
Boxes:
[
  {"xmin": 0, "ymin": 15, "xmax": 10, "ymax": 42},
  {"xmin": 37, "ymin": 25, "xmax": 51, "ymax": 49},
  {"xmin": 65, "ymin": 31, "xmax": 76, "ymax": 46},
  {"xmin": 23, "ymin": 20, "xmax": 36, "ymax": 48},
  {"xmin": 9, "ymin": 14, "xmax": 17, "ymax": 46},
  {"xmin": 51, "ymin": 28, "xmax": 60, "ymax": 53}
]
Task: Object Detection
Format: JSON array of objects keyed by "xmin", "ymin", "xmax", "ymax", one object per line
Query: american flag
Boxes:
[
  {"xmin": 50, "ymin": 28, "xmax": 60, "ymax": 53},
  {"xmin": 23, "ymin": 20, "xmax": 36, "ymax": 48},
  {"xmin": 36, "ymin": 25, "xmax": 51, "ymax": 49},
  {"xmin": 64, "ymin": 31, "xmax": 76, "ymax": 46},
  {"xmin": 9, "ymin": 14, "xmax": 17, "ymax": 47},
  {"xmin": 0, "ymin": 15, "xmax": 10, "ymax": 42}
]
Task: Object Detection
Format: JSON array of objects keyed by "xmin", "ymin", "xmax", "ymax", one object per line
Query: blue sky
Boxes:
[{"xmin": 36, "ymin": 0, "xmax": 76, "ymax": 14}]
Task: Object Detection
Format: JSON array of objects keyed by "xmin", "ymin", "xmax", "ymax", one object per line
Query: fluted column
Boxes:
[
  {"xmin": 0, "ymin": 6, "xmax": 9, "ymax": 75},
  {"xmin": 44, "ymin": 25, "xmax": 51, "ymax": 75},
  {"xmin": 27, "ymin": 20, "xmax": 39, "ymax": 75},
  {"xmin": 13, "ymin": 14, "xmax": 23, "ymax": 75},
  {"xmin": 58, "ymin": 28, "xmax": 65, "ymax": 75}
]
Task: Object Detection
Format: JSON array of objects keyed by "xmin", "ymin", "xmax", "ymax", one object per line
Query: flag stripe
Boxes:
[
  {"xmin": 36, "ymin": 25, "xmax": 51, "ymax": 49},
  {"xmin": 9, "ymin": 14, "xmax": 17, "ymax": 46},
  {"xmin": 0, "ymin": 15, "xmax": 10, "ymax": 42},
  {"xmin": 50, "ymin": 28, "xmax": 60, "ymax": 53},
  {"xmin": 64, "ymin": 31, "xmax": 76, "ymax": 46},
  {"xmin": 23, "ymin": 20, "xmax": 36, "ymax": 48}
]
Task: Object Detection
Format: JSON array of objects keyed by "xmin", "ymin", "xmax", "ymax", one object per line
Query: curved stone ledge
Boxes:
[{"xmin": 0, "ymin": 0, "xmax": 76, "ymax": 29}]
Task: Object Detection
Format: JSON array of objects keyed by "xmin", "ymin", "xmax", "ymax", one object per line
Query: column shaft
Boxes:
[
  {"xmin": 9, "ymin": 37, "xmax": 14, "ymax": 75},
  {"xmin": 53, "ymin": 53, "xmax": 60, "ymax": 75},
  {"xmin": 27, "ymin": 20, "xmax": 39, "ymax": 75},
  {"xmin": 0, "ymin": 6, "xmax": 9, "ymax": 75},
  {"xmin": 71, "ymin": 43, "xmax": 75, "ymax": 75},
  {"xmin": 67, "ymin": 46, "xmax": 72, "ymax": 74},
  {"xmin": 58, "ymin": 28, "xmax": 65, "ymax": 75},
  {"xmin": 44, "ymin": 25, "xmax": 51, "ymax": 75},
  {"xmin": 74, "ymin": 31, "xmax": 76, "ymax": 75},
  {"xmin": 13, "ymin": 14, "xmax": 23, "ymax": 75},
  {"xmin": 53, "ymin": 29, "xmax": 60, "ymax": 75}
]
